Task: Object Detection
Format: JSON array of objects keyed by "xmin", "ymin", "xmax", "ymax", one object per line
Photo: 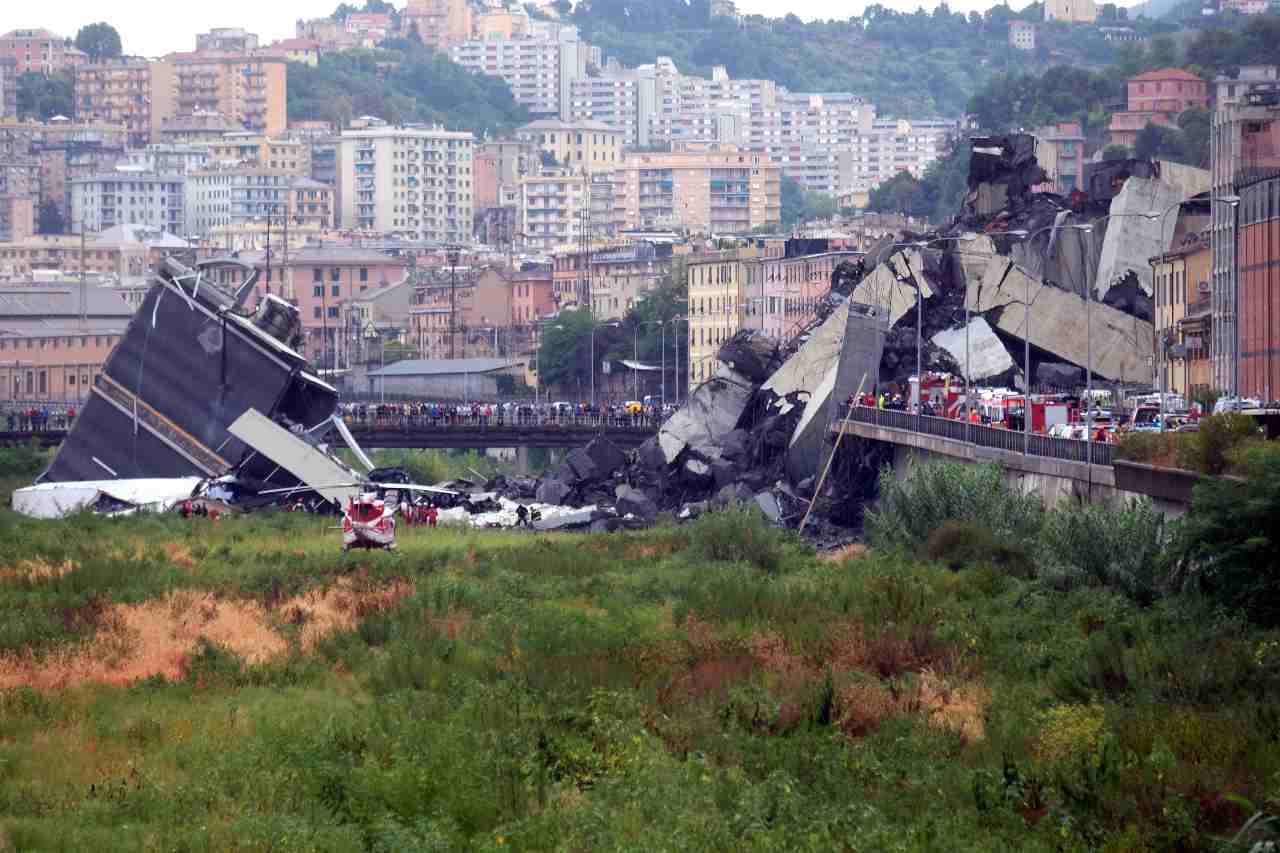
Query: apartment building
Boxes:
[
  {"xmin": 520, "ymin": 170, "xmax": 589, "ymax": 252},
  {"xmin": 1044, "ymin": 0, "xmax": 1097, "ymax": 22},
  {"xmin": 75, "ymin": 59, "xmax": 178, "ymax": 147},
  {"xmin": 0, "ymin": 59, "xmax": 15, "ymax": 121},
  {"xmin": 195, "ymin": 28, "xmax": 260, "ymax": 53},
  {"xmin": 569, "ymin": 66, "xmax": 657, "ymax": 148},
  {"xmin": 0, "ymin": 29, "xmax": 87, "ymax": 76},
  {"xmin": 1109, "ymin": 68, "xmax": 1208, "ymax": 149},
  {"xmin": 508, "ymin": 265, "xmax": 555, "ymax": 327},
  {"xmin": 158, "ymin": 112, "xmax": 244, "ymax": 144},
  {"xmin": 171, "ymin": 53, "xmax": 287, "ymax": 137},
  {"xmin": 474, "ymin": 9, "xmax": 532, "ymax": 41},
  {"xmin": 449, "ymin": 29, "xmax": 596, "ymax": 120},
  {"xmin": 1151, "ymin": 228, "xmax": 1212, "ymax": 398},
  {"xmin": 69, "ymin": 172, "xmax": 185, "ymax": 235},
  {"xmin": 515, "ymin": 118, "xmax": 623, "ymax": 173},
  {"xmin": 611, "ymin": 146, "xmax": 781, "ymax": 234},
  {"xmin": 269, "ymin": 38, "xmax": 323, "ymax": 67},
  {"xmin": 409, "ymin": 264, "xmax": 511, "ymax": 360},
  {"xmin": 474, "ymin": 139, "xmax": 534, "ymax": 208},
  {"xmin": 185, "ymin": 168, "xmax": 334, "ymax": 238},
  {"xmin": 336, "ymin": 122, "xmax": 475, "ymax": 244},
  {"xmin": 686, "ymin": 249, "xmax": 752, "ymax": 385},
  {"xmin": 405, "ymin": 0, "xmax": 474, "ymax": 50},
  {"xmin": 1033, "ymin": 122, "xmax": 1086, "ymax": 194},
  {"xmin": 209, "ymin": 133, "xmax": 310, "ymax": 174},
  {"xmin": 0, "ymin": 225, "xmax": 189, "ymax": 283},
  {"xmin": 0, "ymin": 118, "xmax": 130, "ymax": 219},
  {"xmin": 117, "ymin": 143, "xmax": 210, "ymax": 176},
  {"xmin": 0, "ymin": 155, "xmax": 37, "ymax": 243},
  {"xmin": 295, "ymin": 18, "xmax": 361, "ymax": 52},
  {"xmin": 1009, "ymin": 20, "xmax": 1036, "ymax": 51}
]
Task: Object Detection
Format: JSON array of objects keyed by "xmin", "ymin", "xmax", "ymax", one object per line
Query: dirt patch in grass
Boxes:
[
  {"xmin": 0, "ymin": 578, "xmax": 413, "ymax": 688},
  {"xmin": 0, "ymin": 558, "xmax": 77, "ymax": 582},
  {"xmin": 819, "ymin": 543, "xmax": 869, "ymax": 562},
  {"xmin": 0, "ymin": 592, "xmax": 285, "ymax": 689},
  {"xmin": 919, "ymin": 671, "xmax": 988, "ymax": 742},
  {"xmin": 279, "ymin": 577, "xmax": 413, "ymax": 650},
  {"xmin": 164, "ymin": 543, "xmax": 197, "ymax": 571}
]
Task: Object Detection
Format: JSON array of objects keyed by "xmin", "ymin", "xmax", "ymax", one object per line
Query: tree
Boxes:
[
  {"xmin": 16, "ymin": 72, "xmax": 73, "ymax": 121},
  {"xmin": 867, "ymin": 170, "xmax": 924, "ymax": 217},
  {"xmin": 36, "ymin": 202, "xmax": 65, "ymax": 236},
  {"xmin": 1148, "ymin": 34, "xmax": 1179, "ymax": 69},
  {"xmin": 1134, "ymin": 122, "xmax": 1186, "ymax": 163},
  {"xmin": 1102, "ymin": 144, "xmax": 1131, "ymax": 161},
  {"xmin": 74, "ymin": 23, "xmax": 122, "ymax": 62},
  {"xmin": 1177, "ymin": 106, "xmax": 1211, "ymax": 168},
  {"xmin": 537, "ymin": 308, "xmax": 593, "ymax": 393}
]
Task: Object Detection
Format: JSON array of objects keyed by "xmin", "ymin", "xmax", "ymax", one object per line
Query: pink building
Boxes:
[
  {"xmin": 746, "ymin": 250, "xmax": 854, "ymax": 341},
  {"xmin": 1109, "ymin": 68, "xmax": 1208, "ymax": 149},
  {"xmin": 0, "ymin": 29, "xmax": 87, "ymax": 76},
  {"xmin": 217, "ymin": 246, "xmax": 411, "ymax": 365},
  {"xmin": 474, "ymin": 150, "xmax": 500, "ymax": 210}
]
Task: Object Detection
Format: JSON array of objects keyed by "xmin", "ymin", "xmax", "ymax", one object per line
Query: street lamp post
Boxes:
[
  {"xmin": 446, "ymin": 245, "xmax": 461, "ymax": 360},
  {"xmin": 590, "ymin": 320, "xmax": 620, "ymax": 408}
]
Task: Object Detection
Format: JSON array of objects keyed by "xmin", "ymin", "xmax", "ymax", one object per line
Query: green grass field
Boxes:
[{"xmin": 0, "ymin": 454, "xmax": 1278, "ymax": 851}]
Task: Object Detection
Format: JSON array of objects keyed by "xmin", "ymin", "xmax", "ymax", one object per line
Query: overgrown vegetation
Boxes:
[
  {"xmin": 1115, "ymin": 411, "xmax": 1262, "ymax": 475},
  {"xmin": 0, "ymin": 456, "xmax": 1277, "ymax": 849}
]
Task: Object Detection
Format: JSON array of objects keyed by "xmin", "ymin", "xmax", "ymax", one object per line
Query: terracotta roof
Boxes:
[{"xmin": 1130, "ymin": 68, "xmax": 1204, "ymax": 83}]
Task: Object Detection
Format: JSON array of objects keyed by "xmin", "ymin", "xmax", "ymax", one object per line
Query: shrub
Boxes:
[
  {"xmin": 1038, "ymin": 499, "xmax": 1169, "ymax": 604},
  {"xmin": 1036, "ymin": 702, "xmax": 1107, "ymax": 762},
  {"xmin": 1171, "ymin": 443, "xmax": 1280, "ymax": 627},
  {"xmin": 865, "ymin": 461, "xmax": 1043, "ymax": 551},
  {"xmin": 1177, "ymin": 412, "xmax": 1259, "ymax": 475},
  {"xmin": 0, "ymin": 442, "xmax": 48, "ymax": 478},
  {"xmin": 1115, "ymin": 432, "xmax": 1186, "ymax": 468},
  {"xmin": 921, "ymin": 521, "xmax": 1034, "ymax": 577},
  {"xmin": 687, "ymin": 504, "xmax": 789, "ymax": 573}
]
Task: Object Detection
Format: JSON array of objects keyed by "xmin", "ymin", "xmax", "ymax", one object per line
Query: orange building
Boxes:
[
  {"xmin": 74, "ymin": 59, "xmax": 178, "ymax": 147},
  {"xmin": 404, "ymin": 0, "xmax": 474, "ymax": 50},
  {"xmin": 170, "ymin": 52, "xmax": 287, "ymax": 137},
  {"xmin": 611, "ymin": 146, "xmax": 781, "ymax": 234}
]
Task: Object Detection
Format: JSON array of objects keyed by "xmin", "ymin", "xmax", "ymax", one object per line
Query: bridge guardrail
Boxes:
[{"xmin": 846, "ymin": 406, "xmax": 1114, "ymax": 467}]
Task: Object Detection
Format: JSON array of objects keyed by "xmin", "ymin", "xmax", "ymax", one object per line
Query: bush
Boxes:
[
  {"xmin": 865, "ymin": 461, "xmax": 1043, "ymax": 551},
  {"xmin": 1039, "ymin": 500, "xmax": 1169, "ymax": 604},
  {"xmin": 0, "ymin": 443, "xmax": 48, "ymax": 478},
  {"xmin": 687, "ymin": 504, "xmax": 789, "ymax": 573},
  {"xmin": 922, "ymin": 521, "xmax": 1034, "ymax": 577},
  {"xmin": 1171, "ymin": 443, "xmax": 1280, "ymax": 627},
  {"xmin": 1114, "ymin": 432, "xmax": 1186, "ymax": 468},
  {"xmin": 1177, "ymin": 412, "xmax": 1258, "ymax": 475}
]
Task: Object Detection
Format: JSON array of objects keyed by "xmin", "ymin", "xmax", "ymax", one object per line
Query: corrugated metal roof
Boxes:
[{"xmin": 368, "ymin": 358, "xmax": 524, "ymax": 377}]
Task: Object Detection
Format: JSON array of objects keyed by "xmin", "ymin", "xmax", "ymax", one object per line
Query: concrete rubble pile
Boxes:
[{"xmin": 528, "ymin": 135, "xmax": 1198, "ymax": 535}]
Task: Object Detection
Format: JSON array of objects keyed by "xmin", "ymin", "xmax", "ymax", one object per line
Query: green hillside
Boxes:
[
  {"xmin": 286, "ymin": 40, "xmax": 530, "ymax": 137},
  {"xmin": 570, "ymin": 0, "xmax": 1158, "ymax": 116}
]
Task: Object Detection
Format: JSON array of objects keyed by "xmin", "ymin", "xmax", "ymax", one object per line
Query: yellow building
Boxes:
[
  {"xmin": 473, "ymin": 10, "xmax": 531, "ymax": 40},
  {"xmin": 74, "ymin": 60, "xmax": 177, "ymax": 147},
  {"xmin": 172, "ymin": 53, "xmax": 287, "ymax": 137},
  {"xmin": 1151, "ymin": 230, "xmax": 1212, "ymax": 397},
  {"xmin": 686, "ymin": 249, "xmax": 757, "ymax": 387},
  {"xmin": 612, "ymin": 146, "xmax": 781, "ymax": 235},
  {"xmin": 516, "ymin": 119, "xmax": 623, "ymax": 174},
  {"xmin": 209, "ymin": 133, "xmax": 310, "ymax": 174},
  {"xmin": 1044, "ymin": 0, "xmax": 1097, "ymax": 23}
]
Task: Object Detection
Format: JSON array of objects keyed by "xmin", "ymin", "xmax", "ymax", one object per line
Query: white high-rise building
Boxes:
[
  {"xmin": 449, "ymin": 27, "xmax": 598, "ymax": 120},
  {"xmin": 69, "ymin": 172, "xmax": 185, "ymax": 235},
  {"xmin": 335, "ymin": 123, "xmax": 474, "ymax": 244}
]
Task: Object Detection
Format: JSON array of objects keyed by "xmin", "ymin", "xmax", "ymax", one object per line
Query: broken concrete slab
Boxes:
[
  {"xmin": 1094, "ymin": 176, "xmax": 1183, "ymax": 299},
  {"xmin": 565, "ymin": 447, "xmax": 599, "ymax": 483},
  {"xmin": 848, "ymin": 250, "xmax": 934, "ymax": 332},
  {"xmin": 930, "ymin": 317, "xmax": 1016, "ymax": 381},
  {"xmin": 533, "ymin": 507, "xmax": 598, "ymax": 531},
  {"xmin": 635, "ymin": 436, "xmax": 667, "ymax": 472},
  {"xmin": 753, "ymin": 491, "xmax": 783, "ymax": 524},
  {"xmin": 763, "ymin": 301, "xmax": 852, "ymax": 406},
  {"xmin": 969, "ymin": 257, "xmax": 1154, "ymax": 382},
  {"xmin": 781, "ymin": 302, "xmax": 887, "ymax": 483},
  {"xmin": 657, "ymin": 366, "xmax": 755, "ymax": 464},
  {"xmin": 227, "ymin": 409, "xmax": 359, "ymax": 508},
  {"xmin": 714, "ymin": 483, "xmax": 754, "ymax": 507},
  {"xmin": 534, "ymin": 478, "xmax": 570, "ymax": 505},
  {"xmin": 683, "ymin": 458, "xmax": 713, "ymax": 488},
  {"xmin": 615, "ymin": 484, "xmax": 658, "ymax": 520},
  {"xmin": 583, "ymin": 436, "xmax": 627, "ymax": 478},
  {"xmin": 717, "ymin": 330, "xmax": 780, "ymax": 383}
]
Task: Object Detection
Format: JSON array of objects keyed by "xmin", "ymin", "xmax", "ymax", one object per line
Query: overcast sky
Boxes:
[{"xmin": 5, "ymin": 0, "xmax": 1104, "ymax": 59}]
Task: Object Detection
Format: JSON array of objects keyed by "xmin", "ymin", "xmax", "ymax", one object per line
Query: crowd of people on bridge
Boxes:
[
  {"xmin": 338, "ymin": 400, "xmax": 675, "ymax": 429},
  {"xmin": 4, "ymin": 406, "xmax": 76, "ymax": 432}
]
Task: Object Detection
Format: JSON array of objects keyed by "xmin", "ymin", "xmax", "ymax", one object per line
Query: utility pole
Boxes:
[
  {"xmin": 79, "ymin": 224, "xmax": 86, "ymax": 328},
  {"xmin": 265, "ymin": 212, "xmax": 271, "ymax": 298},
  {"xmin": 447, "ymin": 244, "xmax": 460, "ymax": 359}
]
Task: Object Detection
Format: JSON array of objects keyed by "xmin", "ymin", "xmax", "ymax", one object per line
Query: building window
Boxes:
[
  {"xmin": 327, "ymin": 306, "xmax": 339, "ymax": 318},
  {"xmin": 330, "ymin": 267, "xmax": 340, "ymax": 282},
  {"xmin": 359, "ymin": 267, "xmax": 368, "ymax": 282},
  {"xmin": 331, "ymin": 284, "xmax": 340, "ymax": 297},
  {"xmin": 313, "ymin": 267, "xmax": 322, "ymax": 282},
  {"xmin": 313, "ymin": 285, "xmax": 322, "ymax": 298},
  {"xmin": 313, "ymin": 306, "xmax": 321, "ymax": 319}
]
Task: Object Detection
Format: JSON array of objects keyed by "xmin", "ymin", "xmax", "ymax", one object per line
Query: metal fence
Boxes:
[{"xmin": 846, "ymin": 406, "xmax": 1114, "ymax": 467}]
